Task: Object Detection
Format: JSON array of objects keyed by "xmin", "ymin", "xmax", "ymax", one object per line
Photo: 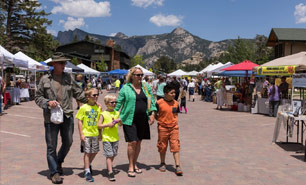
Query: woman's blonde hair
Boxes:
[
  {"xmin": 104, "ymin": 94, "xmax": 117, "ymax": 104},
  {"xmin": 126, "ymin": 67, "xmax": 143, "ymax": 83}
]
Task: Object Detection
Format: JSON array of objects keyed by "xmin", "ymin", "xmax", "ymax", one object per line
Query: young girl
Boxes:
[{"xmin": 179, "ymin": 86, "xmax": 187, "ymax": 113}]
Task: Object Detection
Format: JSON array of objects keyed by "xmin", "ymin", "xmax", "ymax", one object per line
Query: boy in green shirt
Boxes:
[
  {"xmin": 76, "ymin": 88, "xmax": 102, "ymax": 182},
  {"xmin": 98, "ymin": 94, "xmax": 122, "ymax": 181}
]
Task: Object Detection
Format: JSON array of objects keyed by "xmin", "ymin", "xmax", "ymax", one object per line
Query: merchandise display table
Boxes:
[
  {"xmin": 273, "ymin": 112, "xmax": 306, "ymax": 161},
  {"xmin": 257, "ymin": 98, "xmax": 269, "ymax": 115}
]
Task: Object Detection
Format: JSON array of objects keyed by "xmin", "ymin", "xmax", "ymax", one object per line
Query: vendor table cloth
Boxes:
[{"xmin": 19, "ymin": 88, "xmax": 30, "ymax": 98}]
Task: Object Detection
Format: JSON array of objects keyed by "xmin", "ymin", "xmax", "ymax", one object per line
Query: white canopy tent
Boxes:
[
  {"xmin": 207, "ymin": 62, "xmax": 233, "ymax": 77},
  {"xmin": 0, "ymin": 45, "xmax": 28, "ymax": 77},
  {"xmin": 200, "ymin": 62, "xmax": 224, "ymax": 74},
  {"xmin": 261, "ymin": 51, "xmax": 306, "ymax": 71},
  {"xmin": 186, "ymin": 70, "xmax": 199, "ymax": 76},
  {"xmin": 15, "ymin": 51, "xmax": 47, "ymax": 70},
  {"xmin": 168, "ymin": 69, "xmax": 187, "ymax": 76},
  {"xmin": 77, "ymin": 64, "xmax": 100, "ymax": 75},
  {"xmin": 133, "ymin": 64, "xmax": 155, "ymax": 76}
]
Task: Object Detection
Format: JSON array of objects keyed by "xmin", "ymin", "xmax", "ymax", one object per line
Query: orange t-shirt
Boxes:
[{"xmin": 156, "ymin": 98, "xmax": 179, "ymax": 128}]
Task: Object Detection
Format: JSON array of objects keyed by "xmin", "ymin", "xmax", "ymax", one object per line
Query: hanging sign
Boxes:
[
  {"xmin": 292, "ymin": 73, "xmax": 306, "ymax": 88},
  {"xmin": 257, "ymin": 66, "xmax": 295, "ymax": 76}
]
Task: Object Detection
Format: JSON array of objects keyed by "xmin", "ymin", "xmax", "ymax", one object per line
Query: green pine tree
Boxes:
[
  {"xmin": 130, "ymin": 55, "xmax": 145, "ymax": 67},
  {"xmin": 2, "ymin": 0, "xmax": 58, "ymax": 60},
  {"xmin": 96, "ymin": 56, "xmax": 107, "ymax": 72}
]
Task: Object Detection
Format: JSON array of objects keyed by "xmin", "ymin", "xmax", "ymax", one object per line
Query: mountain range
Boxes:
[{"xmin": 55, "ymin": 27, "xmax": 236, "ymax": 65}]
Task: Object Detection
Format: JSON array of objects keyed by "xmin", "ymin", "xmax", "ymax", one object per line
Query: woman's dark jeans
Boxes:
[
  {"xmin": 44, "ymin": 116, "xmax": 74, "ymax": 175},
  {"xmin": 269, "ymin": 101, "xmax": 280, "ymax": 117}
]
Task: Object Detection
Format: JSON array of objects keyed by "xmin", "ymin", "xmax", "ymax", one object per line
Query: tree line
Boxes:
[{"xmin": 1, "ymin": 0, "xmax": 59, "ymax": 61}]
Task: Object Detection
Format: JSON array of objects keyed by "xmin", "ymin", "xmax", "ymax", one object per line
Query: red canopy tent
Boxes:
[
  {"xmin": 221, "ymin": 60, "xmax": 259, "ymax": 105},
  {"xmin": 222, "ymin": 60, "xmax": 259, "ymax": 71}
]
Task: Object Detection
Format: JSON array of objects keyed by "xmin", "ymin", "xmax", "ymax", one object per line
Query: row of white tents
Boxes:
[
  {"xmin": 167, "ymin": 62, "xmax": 233, "ymax": 77},
  {"xmin": 1, "ymin": 44, "xmax": 234, "ymax": 78}
]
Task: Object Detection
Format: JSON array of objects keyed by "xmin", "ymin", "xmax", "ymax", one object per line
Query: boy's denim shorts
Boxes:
[
  {"xmin": 81, "ymin": 136, "xmax": 99, "ymax": 154},
  {"xmin": 103, "ymin": 141, "xmax": 119, "ymax": 157}
]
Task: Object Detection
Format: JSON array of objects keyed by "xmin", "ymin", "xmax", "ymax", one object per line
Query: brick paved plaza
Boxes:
[{"xmin": 1, "ymin": 91, "xmax": 306, "ymax": 185}]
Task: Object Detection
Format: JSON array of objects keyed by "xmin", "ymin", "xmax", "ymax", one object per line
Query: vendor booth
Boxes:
[
  {"xmin": 255, "ymin": 52, "xmax": 306, "ymax": 115},
  {"xmin": 220, "ymin": 60, "xmax": 260, "ymax": 112}
]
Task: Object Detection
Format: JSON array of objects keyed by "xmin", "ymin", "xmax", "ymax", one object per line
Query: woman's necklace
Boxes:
[{"xmin": 132, "ymin": 84, "xmax": 141, "ymax": 94}]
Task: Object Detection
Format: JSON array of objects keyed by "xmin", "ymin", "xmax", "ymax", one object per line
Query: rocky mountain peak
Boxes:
[
  {"xmin": 114, "ymin": 32, "xmax": 128, "ymax": 39},
  {"xmin": 171, "ymin": 27, "xmax": 188, "ymax": 35}
]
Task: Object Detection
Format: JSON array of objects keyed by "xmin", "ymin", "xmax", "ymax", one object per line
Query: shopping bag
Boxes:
[{"xmin": 50, "ymin": 104, "xmax": 64, "ymax": 124}]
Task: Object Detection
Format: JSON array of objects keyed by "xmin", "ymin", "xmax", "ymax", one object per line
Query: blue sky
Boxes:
[{"xmin": 41, "ymin": 0, "xmax": 306, "ymax": 41}]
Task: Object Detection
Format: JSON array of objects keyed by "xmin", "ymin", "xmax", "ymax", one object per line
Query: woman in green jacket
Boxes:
[{"xmin": 115, "ymin": 67, "xmax": 156, "ymax": 177}]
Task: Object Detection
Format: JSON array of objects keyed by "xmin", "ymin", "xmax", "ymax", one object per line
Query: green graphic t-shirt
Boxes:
[{"xmin": 76, "ymin": 104, "xmax": 102, "ymax": 137}]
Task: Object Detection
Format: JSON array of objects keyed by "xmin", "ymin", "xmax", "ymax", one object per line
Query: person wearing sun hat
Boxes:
[{"xmin": 35, "ymin": 52, "xmax": 89, "ymax": 184}]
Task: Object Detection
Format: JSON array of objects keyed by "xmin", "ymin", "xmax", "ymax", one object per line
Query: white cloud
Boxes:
[
  {"xmin": 51, "ymin": 0, "xmax": 111, "ymax": 18},
  {"xmin": 131, "ymin": 0, "xmax": 163, "ymax": 8},
  {"xmin": 295, "ymin": 3, "xmax": 306, "ymax": 23},
  {"xmin": 150, "ymin": 14, "xmax": 183, "ymax": 27},
  {"xmin": 59, "ymin": 17, "xmax": 86, "ymax": 30},
  {"xmin": 47, "ymin": 29, "xmax": 57, "ymax": 36},
  {"xmin": 109, "ymin": 33, "xmax": 117, "ymax": 37}
]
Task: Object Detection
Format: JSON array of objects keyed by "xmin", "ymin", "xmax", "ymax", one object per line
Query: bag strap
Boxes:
[{"xmin": 142, "ymin": 82, "xmax": 151, "ymax": 112}]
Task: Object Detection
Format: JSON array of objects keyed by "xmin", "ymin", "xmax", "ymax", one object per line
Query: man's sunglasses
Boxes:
[
  {"xmin": 56, "ymin": 61, "xmax": 67, "ymax": 65},
  {"xmin": 133, "ymin": 74, "xmax": 144, "ymax": 77}
]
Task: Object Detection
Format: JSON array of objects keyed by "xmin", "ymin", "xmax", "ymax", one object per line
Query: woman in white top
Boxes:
[{"xmin": 187, "ymin": 79, "xmax": 195, "ymax": 102}]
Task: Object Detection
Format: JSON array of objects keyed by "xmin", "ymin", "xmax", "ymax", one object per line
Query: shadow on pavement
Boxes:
[
  {"xmin": 38, "ymin": 167, "xmax": 83, "ymax": 177},
  {"xmin": 291, "ymin": 154, "xmax": 306, "ymax": 162},
  {"xmin": 275, "ymin": 142, "xmax": 304, "ymax": 152}
]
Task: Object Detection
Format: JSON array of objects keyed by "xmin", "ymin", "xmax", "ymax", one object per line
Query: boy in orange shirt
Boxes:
[{"xmin": 155, "ymin": 84, "xmax": 183, "ymax": 176}]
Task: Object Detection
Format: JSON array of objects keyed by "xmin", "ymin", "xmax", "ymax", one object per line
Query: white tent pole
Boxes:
[{"xmin": 34, "ymin": 69, "xmax": 37, "ymax": 90}]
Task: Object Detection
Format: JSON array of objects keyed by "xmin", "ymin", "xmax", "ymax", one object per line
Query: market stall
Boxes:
[
  {"xmin": 255, "ymin": 52, "xmax": 306, "ymax": 115},
  {"xmin": 220, "ymin": 60, "xmax": 259, "ymax": 112}
]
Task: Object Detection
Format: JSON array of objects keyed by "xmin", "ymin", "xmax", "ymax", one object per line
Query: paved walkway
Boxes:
[{"xmin": 1, "ymin": 90, "xmax": 306, "ymax": 185}]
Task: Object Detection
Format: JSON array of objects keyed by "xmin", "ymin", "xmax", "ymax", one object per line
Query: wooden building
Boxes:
[
  {"xmin": 267, "ymin": 28, "xmax": 306, "ymax": 58},
  {"xmin": 56, "ymin": 40, "xmax": 130, "ymax": 70}
]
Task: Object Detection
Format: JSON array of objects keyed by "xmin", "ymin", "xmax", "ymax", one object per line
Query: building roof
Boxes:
[
  {"xmin": 267, "ymin": 28, "xmax": 306, "ymax": 46},
  {"xmin": 57, "ymin": 40, "xmax": 130, "ymax": 59}
]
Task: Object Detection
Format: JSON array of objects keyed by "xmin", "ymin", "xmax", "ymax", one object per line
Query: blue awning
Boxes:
[
  {"xmin": 218, "ymin": 70, "xmax": 263, "ymax": 77},
  {"xmin": 108, "ymin": 69, "xmax": 129, "ymax": 75}
]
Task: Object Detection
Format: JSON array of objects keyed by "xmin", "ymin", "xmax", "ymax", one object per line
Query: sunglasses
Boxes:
[
  {"xmin": 109, "ymin": 101, "xmax": 117, "ymax": 104},
  {"xmin": 133, "ymin": 74, "xmax": 144, "ymax": 77},
  {"xmin": 56, "ymin": 61, "xmax": 67, "ymax": 65},
  {"xmin": 92, "ymin": 94, "xmax": 99, "ymax": 97}
]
